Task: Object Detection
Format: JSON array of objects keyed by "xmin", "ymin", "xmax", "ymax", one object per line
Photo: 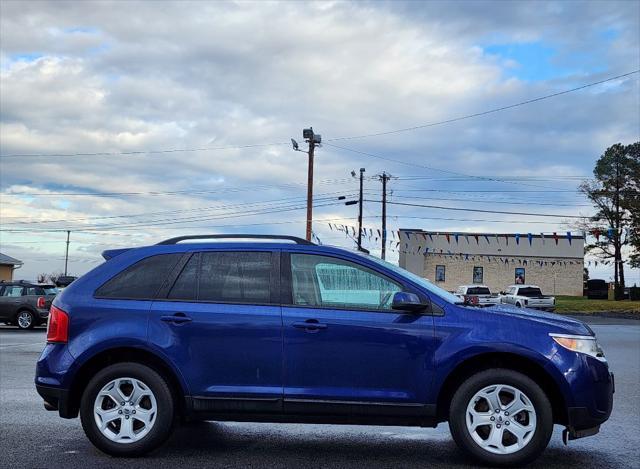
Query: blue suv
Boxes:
[{"xmin": 36, "ymin": 235, "xmax": 613, "ymax": 466}]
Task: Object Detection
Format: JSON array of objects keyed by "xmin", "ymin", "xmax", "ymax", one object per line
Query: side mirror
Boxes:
[{"xmin": 392, "ymin": 292, "xmax": 428, "ymax": 313}]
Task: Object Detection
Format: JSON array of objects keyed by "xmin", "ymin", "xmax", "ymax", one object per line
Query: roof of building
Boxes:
[
  {"xmin": 399, "ymin": 228, "xmax": 584, "ymax": 239},
  {"xmin": 0, "ymin": 253, "xmax": 23, "ymax": 266}
]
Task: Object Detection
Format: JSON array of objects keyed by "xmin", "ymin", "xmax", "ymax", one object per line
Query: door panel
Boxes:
[
  {"xmin": 149, "ymin": 301, "xmax": 283, "ymax": 400},
  {"xmin": 148, "ymin": 250, "xmax": 283, "ymax": 408},
  {"xmin": 281, "ymin": 252, "xmax": 436, "ymax": 412},
  {"xmin": 283, "ymin": 306, "xmax": 434, "ymax": 404}
]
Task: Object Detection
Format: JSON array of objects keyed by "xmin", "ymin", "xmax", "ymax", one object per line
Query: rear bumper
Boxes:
[
  {"xmin": 36, "ymin": 308, "xmax": 50, "ymax": 319},
  {"xmin": 36, "ymin": 384, "xmax": 75, "ymax": 418}
]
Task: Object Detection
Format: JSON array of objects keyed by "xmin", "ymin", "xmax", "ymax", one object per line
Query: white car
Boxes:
[
  {"xmin": 499, "ymin": 285, "xmax": 556, "ymax": 311},
  {"xmin": 455, "ymin": 285, "xmax": 499, "ymax": 307}
]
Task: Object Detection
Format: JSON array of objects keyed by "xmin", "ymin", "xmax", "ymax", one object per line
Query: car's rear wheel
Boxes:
[
  {"xmin": 448, "ymin": 368, "xmax": 553, "ymax": 467},
  {"xmin": 16, "ymin": 310, "xmax": 36, "ymax": 330},
  {"xmin": 80, "ymin": 362, "xmax": 175, "ymax": 456}
]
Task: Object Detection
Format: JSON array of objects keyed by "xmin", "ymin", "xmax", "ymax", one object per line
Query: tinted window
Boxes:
[
  {"xmin": 197, "ymin": 252, "xmax": 272, "ymax": 303},
  {"xmin": 96, "ymin": 253, "xmax": 182, "ymax": 299},
  {"xmin": 2, "ymin": 286, "xmax": 23, "ymax": 297},
  {"xmin": 290, "ymin": 254, "xmax": 401, "ymax": 310},
  {"xmin": 518, "ymin": 287, "xmax": 543, "ymax": 297},
  {"xmin": 168, "ymin": 254, "xmax": 199, "ymax": 300},
  {"xmin": 466, "ymin": 287, "xmax": 491, "ymax": 295}
]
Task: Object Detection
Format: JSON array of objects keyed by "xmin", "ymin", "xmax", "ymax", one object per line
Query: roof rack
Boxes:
[{"xmin": 156, "ymin": 234, "xmax": 314, "ymax": 246}]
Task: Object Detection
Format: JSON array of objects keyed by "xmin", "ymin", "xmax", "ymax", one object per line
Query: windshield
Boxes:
[
  {"xmin": 363, "ymin": 255, "xmax": 462, "ymax": 304},
  {"xmin": 518, "ymin": 287, "xmax": 542, "ymax": 297},
  {"xmin": 42, "ymin": 286, "xmax": 60, "ymax": 295}
]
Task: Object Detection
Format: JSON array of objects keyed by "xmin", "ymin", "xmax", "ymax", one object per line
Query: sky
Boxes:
[{"xmin": 0, "ymin": 0, "xmax": 639, "ymax": 284}]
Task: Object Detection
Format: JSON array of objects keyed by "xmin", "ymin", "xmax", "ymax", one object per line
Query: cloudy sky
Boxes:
[{"xmin": 0, "ymin": 0, "xmax": 639, "ymax": 283}]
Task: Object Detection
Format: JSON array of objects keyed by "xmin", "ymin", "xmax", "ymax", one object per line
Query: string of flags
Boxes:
[{"xmin": 325, "ymin": 223, "xmax": 634, "ymax": 267}]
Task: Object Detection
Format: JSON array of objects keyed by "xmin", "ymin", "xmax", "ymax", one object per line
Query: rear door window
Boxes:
[
  {"xmin": 167, "ymin": 251, "xmax": 272, "ymax": 304},
  {"xmin": 95, "ymin": 253, "xmax": 183, "ymax": 299}
]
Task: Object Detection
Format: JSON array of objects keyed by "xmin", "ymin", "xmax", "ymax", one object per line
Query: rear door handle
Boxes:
[
  {"xmin": 160, "ymin": 313, "xmax": 192, "ymax": 324},
  {"xmin": 292, "ymin": 320, "xmax": 327, "ymax": 331}
]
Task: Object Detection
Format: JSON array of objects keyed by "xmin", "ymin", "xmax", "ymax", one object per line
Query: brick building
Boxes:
[{"xmin": 398, "ymin": 230, "xmax": 584, "ymax": 296}]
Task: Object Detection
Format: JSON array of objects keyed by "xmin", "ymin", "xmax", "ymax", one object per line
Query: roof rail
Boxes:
[{"xmin": 156, "ymin": 234, "xmax": 314, "ymax": 245}]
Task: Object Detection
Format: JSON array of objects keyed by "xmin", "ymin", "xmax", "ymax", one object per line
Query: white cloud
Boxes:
[{"xmin": 0, "ymin": 0, "xmax": 638, "ymax": 280}]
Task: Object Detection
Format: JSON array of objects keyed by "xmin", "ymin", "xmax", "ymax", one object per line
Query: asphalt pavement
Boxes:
[{"xmin": 1, "ymin": 317, "xmax": 638, "ymax": 468}]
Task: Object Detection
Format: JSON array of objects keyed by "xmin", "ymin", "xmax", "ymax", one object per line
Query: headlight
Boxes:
[{"xmin": 550, "ymin": 333, "xmax": 606, "ymax": 362}]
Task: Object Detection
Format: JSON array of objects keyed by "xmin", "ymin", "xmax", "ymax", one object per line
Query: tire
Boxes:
[
  {"xmin": 80, "ymin": 362, "xmax": 176, "ymax": 456},
  {"xmin": 448, "ymin": 368, "xmax": 553, "ymax": 467},
  {"xmin": 515, "ymin": 302, "xmax": 522, "ymax": 308},
  {"xmin": 15, "ymin": 310, "xmax": 36, "ymax": 330}
]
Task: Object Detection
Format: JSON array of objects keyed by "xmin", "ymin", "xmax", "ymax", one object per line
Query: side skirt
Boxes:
[{"xmin": 185, "ymin": 396, "xmax": 438, "ymax": 428}]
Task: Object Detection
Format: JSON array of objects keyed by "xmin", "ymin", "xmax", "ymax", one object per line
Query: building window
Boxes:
[
  {"xmin": 515, "ymin": 267, "xmax": 525, "ymax": 284},
  {"xmin": 473, "ymin": 266, "xmax": 483, "ymax": 284},
  {"xmin": 435, "ymin": 265, "xmax": 446, "ymax": 282}
]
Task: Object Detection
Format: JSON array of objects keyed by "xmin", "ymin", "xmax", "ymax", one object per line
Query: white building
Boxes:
[{"xmin": 398, "ymin": 229, "xmax": 584, "ymax": 296}]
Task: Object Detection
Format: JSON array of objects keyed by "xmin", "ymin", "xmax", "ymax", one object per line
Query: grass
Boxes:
[{"xmin": 555, "ymin": 295, "xmax": 640, "ymax": 314}]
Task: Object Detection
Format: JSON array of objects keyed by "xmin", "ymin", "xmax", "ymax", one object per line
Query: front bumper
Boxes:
[{"xmin": 565, "ymin": 372, "xmax": 614, "ymax": 439}]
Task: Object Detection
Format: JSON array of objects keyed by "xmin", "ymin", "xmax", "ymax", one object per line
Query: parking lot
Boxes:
[{"xmin": 1, "ymin": 316, "xmax": 638, "ymax": 469}]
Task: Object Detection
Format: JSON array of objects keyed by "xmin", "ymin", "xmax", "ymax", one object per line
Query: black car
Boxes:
[
  {"xmin": 0, "ymin": 280, "xmax": 58, "ymax": 329},
  {"xmin": 585, "ymin": 279, "xmax": 609, "ymax": 300}
]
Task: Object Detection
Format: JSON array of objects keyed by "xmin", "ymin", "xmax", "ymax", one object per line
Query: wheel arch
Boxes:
[
  {"xmin": 14, "ymin": 307, "xmax": 37, "ymax": 326},
  {"xmin": 435, "ymin": 352, "xmax": 568, "ymax": 425},
  {"xmin": 67, "ymin": 346, "xmax": 187, "ymax": 419}
]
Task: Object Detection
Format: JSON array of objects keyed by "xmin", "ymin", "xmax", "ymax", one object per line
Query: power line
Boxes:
[
  {"xmin": 324, "ymin": 142, "xmax": 563, "ymax": 191},
  {"xmin": 365, "ymin": 199, "xmax": 590, "ymax": 219},
  {"xmin": 325, "ymin": 70, "xmax": 640, "ymax": 141}
]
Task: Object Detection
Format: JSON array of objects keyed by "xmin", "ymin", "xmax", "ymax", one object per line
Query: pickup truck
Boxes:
[
  {"xmin": 499, "ymin": 284, "xmax": 556, "ymax": 311},
  {"xmin": 0, "ymin": 281, "xmax": 58, "ymax": 329},
  {"xmin": 454, "ymin": 285, "xmax": 499, "ymax": 307}
]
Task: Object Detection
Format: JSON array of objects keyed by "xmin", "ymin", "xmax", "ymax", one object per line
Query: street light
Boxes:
[{"xmin": 291, "ymin": 127, "xmax": 321, "ymax": 242}]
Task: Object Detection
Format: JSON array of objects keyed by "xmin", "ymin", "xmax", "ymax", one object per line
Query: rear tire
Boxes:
[
  {"xmin": 15, "ymin": 310, "xmax": 36, "ymax": 330},
  {"xmin": 80, "ymin": 362, "xmax": 175, "ymax": 456},
  {"xmin": 448, "ymin": 368, "xmax": 553, "ymax": 467}
]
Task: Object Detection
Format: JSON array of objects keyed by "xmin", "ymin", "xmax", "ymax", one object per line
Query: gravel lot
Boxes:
[{"xmin": 1, "ymin": 317, "xmax": 638, "ymax": 469}]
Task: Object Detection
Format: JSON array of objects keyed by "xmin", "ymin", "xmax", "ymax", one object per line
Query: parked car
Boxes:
[
  {"xmin": 454, "ymin": 285, "xmax": 499, "ymax": 307},
  {"xmin": 499, "ymin": 285, "xmax": 556, "ymax": 311},
  {"xmin": 0, "ymin": 280, "xmax": 58, "ymax": 329},
  {"xmin": 585, "ymin": 279, "xmax": 609, "ymax": 300},
  {"xmin": 36, "ymin": 234, "xmax": 613, "ymax": 466}
]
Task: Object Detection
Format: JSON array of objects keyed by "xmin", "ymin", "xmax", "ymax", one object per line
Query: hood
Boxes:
[{"xmin": 481, "ymin": 304, "xmax": 593, "ymax": 336}]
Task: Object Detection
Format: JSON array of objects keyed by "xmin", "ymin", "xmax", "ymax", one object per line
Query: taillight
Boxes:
[
  {"xmin": 47, "ymin": 305, "xmax": 69, "ymax": 343},
  {"xmin": 37, "ymin": 297, "xmax": 46, "ymax": 308}
]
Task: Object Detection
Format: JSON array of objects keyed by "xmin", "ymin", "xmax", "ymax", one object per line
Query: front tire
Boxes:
[
  {"xmin": 80, "ymin": 362, "xmax": 175, "ymax": 456},
  {"xmin": 448, "ymin": 368, "xmax": 553, "ymax": 467}
]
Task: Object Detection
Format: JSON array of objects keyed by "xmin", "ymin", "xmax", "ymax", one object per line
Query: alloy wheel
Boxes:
[
  {"xmin": 465, "ymin": 384, "xmax": 537, "ymax": 454},
  {"xmin": 93, "ymin": 377, "xmax": 157, "ymax": 444},
  {"xmin": 17, "ymin": 311, "xmax": 33, "ymax": 329}
]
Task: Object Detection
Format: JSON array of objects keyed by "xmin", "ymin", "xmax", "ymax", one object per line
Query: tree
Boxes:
[
  {"xmin": 627, "ymin": 142, "xmax": 640, "ymax": 269},
  {"xmin": 579, "ymin": 142, "xmax": 638, "ymax": 300}
]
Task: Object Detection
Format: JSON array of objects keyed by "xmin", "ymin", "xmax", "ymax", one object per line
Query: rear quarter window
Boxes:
[{"xmin": 95, "ymin": 253, "xmax": 183, "ymax": 300}]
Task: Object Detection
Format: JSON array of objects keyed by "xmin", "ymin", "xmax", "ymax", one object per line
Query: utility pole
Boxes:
[
  {"xmin": 357, "ymin": 168, "xmax": 365, "ymax": 250},
  {"xmin": 292, "ymin": 128, "xmax": 321, "ymax": 242},
  {"xmin": 379, "ymin": 172, "xmax": 391, "ymax": 260},
  {"xmin": 64, "ymin": 230, "xmax": 70, "ymax": 276}
]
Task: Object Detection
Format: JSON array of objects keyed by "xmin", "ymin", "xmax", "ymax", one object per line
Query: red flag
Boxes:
[
  {"xmin": 553, "ymin": 232, "xmax": 559, "ymax": 245},
  {"xmin": 445, "ymin": 233, "xmax": 451, "ymax": 243},
  {"xmin": 474, "ymin": 234, "xmax": 479, "ymax": 244},
  {"xmin": 593, "ymin": 228, "xmax": 601, "ymax": 242},
  {"xmin": 504, "ymin": 234, "xmax": 509, "ymax": 246}
]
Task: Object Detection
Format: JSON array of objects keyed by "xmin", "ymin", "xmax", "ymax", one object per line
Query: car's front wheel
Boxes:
[
  {"xmin": 448, "ymin": 368, "xmax": 553, "ymax": 467},
  {"xmin": 80, "ymin": 362, "xmax": 175, "ymax": 456}
]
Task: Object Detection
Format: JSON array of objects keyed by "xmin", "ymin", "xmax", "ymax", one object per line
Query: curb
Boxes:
[{"xmin": 561, "ymin": 311, "xmax": 640, "ymax": 320}]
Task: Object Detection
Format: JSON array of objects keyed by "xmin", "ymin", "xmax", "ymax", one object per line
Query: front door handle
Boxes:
[
  {"xmin": 160, "ymin": 313, "xmax": 192, "ymax": 324},
  {"xmin": 292, "ymin": 319, "xmax": 328, "ymax": 331}
]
